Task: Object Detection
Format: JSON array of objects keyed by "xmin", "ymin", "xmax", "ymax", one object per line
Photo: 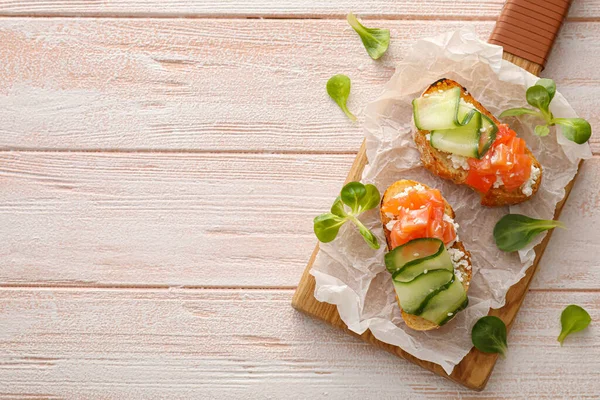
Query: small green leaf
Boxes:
[
  {"xmin": 313, "ymin": 213, "xmax": 347, "ymax": 243},
  {"xmin": 535, "ymin": 78, "xmax": 556, "ymax": 102},
  {"xmin": 534, "ymin": 124, "xmax": 550, "ymax": 137},
  {"xmin": 472, "ymin": 316, "xmax": 508, "ymax": 357},
  {"xmin": 330, "ymin": 196, "xmax": 347, "ymax": 217},
  {"xmin": 313, "ymin": 181, "xmax": 381, "ymax": 249},
  {"xmin": 493, "ymin": 214, "xmax": 565, "ymax": 252},
  {"xmin": 499, "ymin": 78, "xmax": 592, "ymax": 144},
  {"xmin": 340, "ymin": 181, "xmax": 367, "ymax": 214},
  {"xmin": 526, "ymin": 85, "xmax": 551, "ymax": 115},
  {"xmin": 360, "ymin": 184, "xmax": 381, "ymax": 211},
  {"xmin": 326, "ymin": 74, "xmax": 356, "ymax": 121},
  {"xmin": 558, "ymin": 305, "xmax": 591, "ymax": 345},
  {"xmin": 554, "ymin": 118, "xmax": 592, "ymax": 144},
  {"xmin": 499, "ymin": 107, "xmax": 541, "ymax": 118},
  {"xmin": 347, "ymin": 13, "xmax": 390, "ymax": 60}
]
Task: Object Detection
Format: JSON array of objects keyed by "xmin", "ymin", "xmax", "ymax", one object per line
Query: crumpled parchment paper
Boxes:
[{"xmin": 310, "ymin": 29, "xmax": 592, "ymax": 374}]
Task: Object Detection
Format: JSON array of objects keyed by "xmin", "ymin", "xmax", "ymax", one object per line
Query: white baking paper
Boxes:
[{"xmin": 310, "ymin": 29, "xmax": 592, "ymax": 374}]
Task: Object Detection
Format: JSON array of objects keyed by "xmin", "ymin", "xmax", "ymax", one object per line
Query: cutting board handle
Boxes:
[{"xmin": 489, "ymin": 0, "xmax": 572, "ymax": 69}]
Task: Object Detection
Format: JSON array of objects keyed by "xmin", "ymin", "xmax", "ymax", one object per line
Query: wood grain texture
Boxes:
[
  {"xmin": 0, "ymin": 1, "xmax": 505, "ymax": 18},
  {"xmin": 0, "ymin": 19, "xmax": 599, "ymax": 153},
  {"xmin": 0, "ymin": 151, "xmax": 598, "ymax": 289},
  {"xmin": 0, "ymin": 152, "xmax": 352, "ymax": 287},
  {"xmin": 0, "ymin": 288, "xmax": 598, "ymax": 399},
  {"xmin": 0, "ymin": 0, "xmax": 595, "ymax": 19},
  {"xmin": 531, "ymin": 159, "xmax": 600, "ymax": 290},
  {"xmin": 502, "ymin": 53, "xmax": 541, "ymax": 76},
  {"xmin": 292, "ymin": 52, "xmax": 585, "ymax": 390}
]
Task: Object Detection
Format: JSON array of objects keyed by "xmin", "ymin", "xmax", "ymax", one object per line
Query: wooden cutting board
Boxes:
[{"xmin": 292, "ymin": 0, "xmax": 577, "ymax": 391}]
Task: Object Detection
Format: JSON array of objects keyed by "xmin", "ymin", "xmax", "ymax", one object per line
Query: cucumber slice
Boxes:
[
  {"xmin": 384, "ymin": 238, "xmax": 445, "ymax": 275},
  {"xmin": 413, "ymin": 87, "xmax": 461, "ymax": 130},
  {"xmin": 414, "ymin": 88, "xmax": 498, "ymax": 159},
  {"xmin": 395, "ymin": 252, "xmax": 453, "ymax": 283},
  {"xmin": 388, "ymin": 239, "xmax": 454, "ymax": 282},
  {"xmin": 419, "ymin": 276, "xmax": 468, "ymax": 326},
  {"xmin": 457, "ymin": 99, "xmax": 476, "ymax": 125},
  {"xmin": 393, "ymin": 269, "xmax": 454, "ymax": 315},
  {"xmin": 430, "ymin": 111, "xmax": 482, "ymax": 158},
  {"xmin": 478, "ymin": 114, "xmax": 498, "ymax": 157}
]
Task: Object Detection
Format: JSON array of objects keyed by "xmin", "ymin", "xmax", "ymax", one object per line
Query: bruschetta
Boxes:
[
  {"xmin": 412, "ymin": 78, "xmax": 542, "ymax": 207},
  {"xmin": 381, "ymin": 180, "xmax": 472, "ymax": 331}
]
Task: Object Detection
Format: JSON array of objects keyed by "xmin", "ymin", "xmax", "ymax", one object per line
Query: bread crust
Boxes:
[
  {"xmin": 381, "ymin": 179, "xmax": 472, "ymax": 331},
  {"xmin": 413, "ymin": 78, "xmax": 542, "ymax": 207}
]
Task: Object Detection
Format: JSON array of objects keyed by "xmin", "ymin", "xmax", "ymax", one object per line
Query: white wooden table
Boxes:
[{"xmin": 0, "ymin": 1, "xmax": 599, "ymax": 398}]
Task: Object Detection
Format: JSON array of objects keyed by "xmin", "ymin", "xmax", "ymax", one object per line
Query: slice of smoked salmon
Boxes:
[{"xmin": 385, "ymin": 187, "xmax": 456, "ymax": 249}]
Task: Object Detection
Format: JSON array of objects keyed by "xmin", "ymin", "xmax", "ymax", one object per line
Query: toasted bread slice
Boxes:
[
  {"xmin": 381, "ymin": 180, "xmax": 472, "ymax": 331},
  {"xmin": 413, "ymin": 78, "xmax": 542, "ymax": 207}
]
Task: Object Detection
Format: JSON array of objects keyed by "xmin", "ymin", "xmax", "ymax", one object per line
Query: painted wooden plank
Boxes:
[
  {"xmin": 0, "ymin": 1, "xmax": 504, "ymax": 18},
  {"xmin": 0, "ymin": 19, "xmax": 599, "ymax": 153},
  {"xmin": 0, "ymin": 152, "xmax": 352, "ymax": 287},
  {"xmin": 0, "ymin": 0, "xmax": 595, "ymax": 19},
  {"xmin": 0, "ymin": 152, "xmax": 598, "ymax": 289},
  {"xmin": 0, "ymin": 288, "xmax": 598, "ymax": 398},
  {"xmin": 531, "ymin": 158, "xmax": 600, "ymax": 290}
]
